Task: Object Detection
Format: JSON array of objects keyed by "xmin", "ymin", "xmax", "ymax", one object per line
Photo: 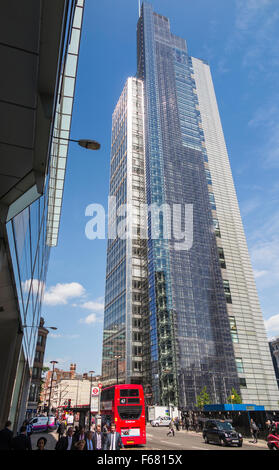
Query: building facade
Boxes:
[
  {"xmin": 26, "ymin": 318, "xmax": 49, "ymax": 417},
  {"xmin": 0, "ymin": 0, "xmax": 85, "ymax": 430},
  {"xmin": 101, "ymin": 2, "xmax": 279, "ymax": 410},
  {"xmin": 269, "ymin": 339, "xmax": 279, "ymax": 389},
  {"xmin": 102, "ymin": 78, "xmax": 149, "ymax": 386}
]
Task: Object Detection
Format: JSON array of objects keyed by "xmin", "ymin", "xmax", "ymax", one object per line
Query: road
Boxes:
[
  {"xmin": 30, "ymin": 425, "xmax": 268, "ymax": 451},
  {"xmin": 142, "ymin": 424, "xmax": 267, "ymax": 451}
]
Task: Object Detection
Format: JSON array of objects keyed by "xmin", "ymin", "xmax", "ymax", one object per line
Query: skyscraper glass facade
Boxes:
[
  {"xmin": 102, "ymin": 2, "xmax": 279, "ymax": 410},
  {"xmin": 137, "ymin": 2, "xmax": 239, "ymax": 408}
]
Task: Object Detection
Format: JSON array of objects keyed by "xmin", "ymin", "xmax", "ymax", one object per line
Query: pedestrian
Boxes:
[
  {"xmin": 0, "ymin": 420, "xmax": 13, "ymax": 450},
  {"xmin": 92, "ymin": 424, "xmax": 107, "ymax": 450},
  {"xmin": 84, "ymin": 431, "xmax": 94, "ymax": 450},
  {"xmin": 185, "ymin": 417, "xmax": 190, "ymax": 431},
  {"xmin": 250, "ymin": 419, "xmax": 259, "ymax": 443},
  {"xmin": 104, "ymin": 423, "xmax": 124, "ymax": 450},
  {"xmin": 73, "ymin": 439, "xmax": 86, "ymax": 451},
  {"xmin": 36, "ymin": 437, "xmax": 47, "ymax": 451},
  {"xmin": 167, "ymin": 420, "xmax": 175, "ymax": 437},
  {"xmin": 11, "ymin": 426, "xmax": 32, "ymax": 450},
  {"xmin": 73, "ymin": 425, "xmax": 86, "ymax": 443},
  {"xmin": 55, "ymin": 426, "xmax": 75, "ymax": 450},
  {"xmin": 57, "ymin": 420, "xmax": 66, "ymax": 439},
  {"xmin": 102, "ymin": 423, "xmax": 108, "ymax": 438},
  {"xmin": 174, "ymin": 417, "xmax": 180, "ymax": 431},
  {"xmin": 73, "ymin": 425, "xmax": 79, "ymax": 438}
]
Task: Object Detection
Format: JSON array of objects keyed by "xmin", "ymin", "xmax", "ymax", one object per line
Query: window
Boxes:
[
  {"xmin": 229, "ymin": 316, "xmax": 239, "ymax": 343},
  {"xmin": 212, "ymin": 218, "xmax": 221, "ymax": 237},
  {"xmin": 120, "ymin": 389, "xmax": 139, "ymax": 398},
  {"xmin": 37, "ymin": 335, "xmax": 44, "ymax": 346},
  {"xmin": 205, "ymin": 169, "xmax": 212, "ymax": 185},
  {"xmin": 236, "ymin": 358, "xmax": 244, "ymax": 374},
  {"xmin": 133, "ymin": 332, "xmax": 142, "ymax": 341},
  {"xmin": 223, "ymin": 280, "xmax": 232, "ymax": 303},
  {"xmin": 133, "ymin": 361, "xmax": 142, "ymax": 372},
  {"xmin": 209, "ymin": 192, "xmax": 216, "ymax": 210},
  {"xmin": 133, "ymin": 346, "xmax": 142, "ymax": 356},
  {"xmin": 117, "ymin": 406, "xmax": 142, "ymax": 420},
  {"xmin": 239, "ymin": 378, "xmax": 247, "ymax": 388},
  {"xmin": 32, "ymin": 367, "xmax": 41, "ymax": 379},
  {"xmin": 218, "ymin": 247, "xmax": 226, "ymax": 269},
  {"xmin": 35, "ymin": 351, "xmax": 41, "ymax": 363}
]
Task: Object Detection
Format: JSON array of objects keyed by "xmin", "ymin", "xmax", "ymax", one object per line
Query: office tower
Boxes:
[
  {"xmin": 0, "ymin": 0, "xmax": 85, "ymax": 430},
  {"xmin": 102, "ymin": 2, "xmax": 279, "ymax": 409},
  {"xmin": 102, "ymin": 77, "xmax": 149, "ymax": 385}
]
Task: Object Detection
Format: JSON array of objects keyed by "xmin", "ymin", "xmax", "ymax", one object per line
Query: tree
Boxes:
[
  {"xmin": 195, "ymin": 386, "xmax": 211, "ymax": 410},
  {"xmin": 228, "ymin": 388, "xmax": 242, "ymax": 404}
]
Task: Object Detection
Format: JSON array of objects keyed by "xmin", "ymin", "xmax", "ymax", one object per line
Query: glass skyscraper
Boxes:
[{"xmin": 102, "ymin": 2, "xmax": 279, "ymax": 410}]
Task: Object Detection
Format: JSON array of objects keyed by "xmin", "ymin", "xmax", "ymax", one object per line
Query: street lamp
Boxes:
[
  {"xmin": 114, "ymin": 356, "xmax": 122, "ymax": 385},
  {"xmin": 47, "ymin": 360, "xmax": 58, "ymax": 428},
  {"xmin": 88, "ymin": 370, "xmax": 95, "ymax": 431},
  {"xmin": 22, "ymin": 325, "xmax": 57, "ymax": 330},
  {"xmin": 53, "ymin": 136, "xmax": 101, "ymax": 151}
]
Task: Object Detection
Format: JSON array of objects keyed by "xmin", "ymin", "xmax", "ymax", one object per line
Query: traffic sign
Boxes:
[
  {"xmin": 92, "ymin": 387, "xmax": 99, "ymax": 396},
  {"xmin": 98, "ymin": 383, "xmax": 103, "ymax": 389}
]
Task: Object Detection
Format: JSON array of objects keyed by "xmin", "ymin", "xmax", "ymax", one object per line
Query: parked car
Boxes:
[
  {"xmin": 267, "ymin": 422, "xmax": 279, "ymax": 450},
  {"xmin": 151, "ymin": 416, "xmax": 171, "ymax": 427},
  {"xmin": 203, "ymin": 419, "xmax": 243, "ymax": 447}
]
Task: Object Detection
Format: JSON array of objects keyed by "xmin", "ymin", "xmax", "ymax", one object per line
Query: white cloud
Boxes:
[
  {"xmin": 265, "ymin": 314, "xmax": 279, "ymax": 338},
  {"xmin": 43, "ymin": 282, "xmax": 86, "ymax": 306},
  {"xmin": 79, "ymin": 300, "xmax": 104, "ymax": 311},
  {"xmin": 80, "ymin": 313, "xmax": 98, "ymax": 324}
]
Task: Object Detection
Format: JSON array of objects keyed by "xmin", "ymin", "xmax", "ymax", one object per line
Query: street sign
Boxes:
[
  {"xmin": 92, "ymin": 387, "xmax": 99, "ymax": 396},
  {"xmin": 98, "ymin": 383, "xmax": 103, "ymax": 389}
]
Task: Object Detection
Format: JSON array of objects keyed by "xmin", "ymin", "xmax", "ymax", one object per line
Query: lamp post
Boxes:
[
  {"xmin": 88, "ymin": 370, "xmax": 95, "ymax": 431},
  {"xmin": 114, "ymin": 355, "xmax": 121, "ymax": 385},
  {"xmin": 22, "ymin": 325, "xmax": 57, "ymax": 330},
  {"xmin": 47, "ymin": 360, "xmax": 58, "ymax": 428}
]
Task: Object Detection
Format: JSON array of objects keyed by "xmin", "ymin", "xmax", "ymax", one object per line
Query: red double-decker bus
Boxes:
[{"xmin": 100, "ymin": 384, "xmax": 146, "ymax": 446}]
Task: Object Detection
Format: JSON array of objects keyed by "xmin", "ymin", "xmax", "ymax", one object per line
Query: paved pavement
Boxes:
[{"xmin": 143, "ymin": 424, "xmax": 268, "ymax": 451}]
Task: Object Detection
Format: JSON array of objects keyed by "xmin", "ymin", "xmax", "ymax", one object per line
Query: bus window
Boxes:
[
  {"xmin": 120, "ymin": 389, "xmax": 139, "ymax": 398},
  {"xmin": 117, "ymin": 406, "xmax": 142, "ymax": 420}
]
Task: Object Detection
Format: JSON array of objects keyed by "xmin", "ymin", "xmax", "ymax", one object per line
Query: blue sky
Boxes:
[{"xmin": 43, "ymin": 0, "xmax": 279, "ymax": 375}]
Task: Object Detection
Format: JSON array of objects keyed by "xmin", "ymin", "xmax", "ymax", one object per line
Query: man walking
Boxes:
[
  {"xmin": 84, "ymin": 431, "xmax": 94, "ymax": 451},
  {"xmin": 11, "ymin": 426, "xmax": 32, "ymax": 450},
  {"xmin": 57, "ymin": 419, "xmax": 66, "ymax": 440},
  {"xmin": 0, "ymin": 421, "xmax": 13, "ymax": 450},
  {"xmin": 55, "ymin": 426, "xmax": 75, "ymax": 450},
  {"xmin": 250, "ymin": 419, "xmax": 259, "ymax": 443},
  {"xmin": 92, "ymin": 424, "xmax": 107, "ymax": 450},
  {"xmin": 104, "ymin": 423, "xmax": 123, "ymax": 450}
]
